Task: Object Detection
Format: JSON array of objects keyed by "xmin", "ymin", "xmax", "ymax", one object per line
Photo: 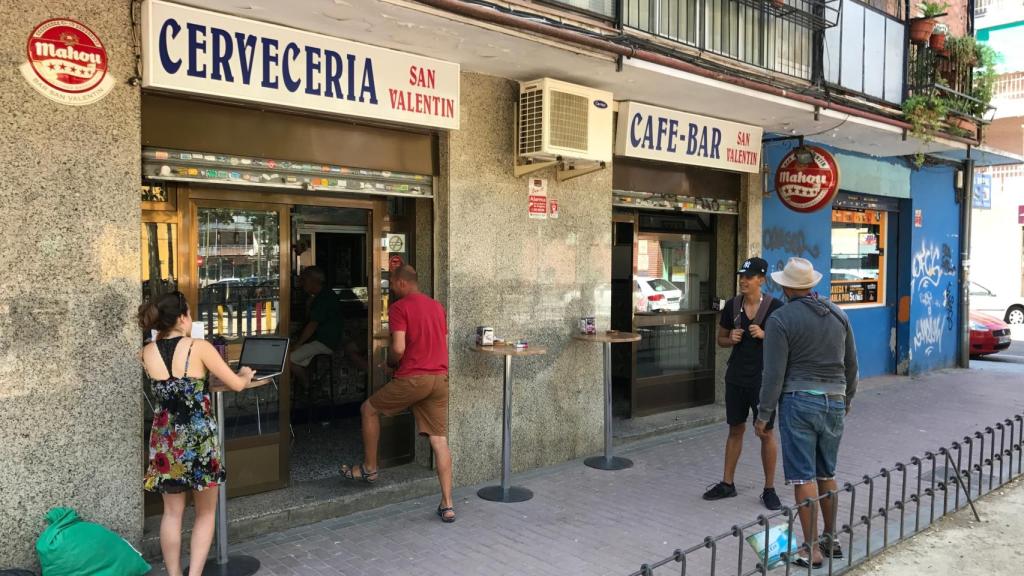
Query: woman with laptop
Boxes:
[{"xmin": 138, "ymin": 291, "xmax": 265, "ymax": 576}]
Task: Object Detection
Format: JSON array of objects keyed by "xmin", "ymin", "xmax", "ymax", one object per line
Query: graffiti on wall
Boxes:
[
  {"xmin": 763, "ymin": 228, "xmax": 821, "ymax": 259},
  {"xmin": 762, "ymin": 228, "xmax": 821, "ymax": 295},
  {"xmin": 911, "ymin": 241, "xmax": 956, "ymax": 356}
]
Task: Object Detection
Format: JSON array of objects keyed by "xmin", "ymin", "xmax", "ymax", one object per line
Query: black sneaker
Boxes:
[
  {"xmin": 702, "ymin": 482, "xmax": 737, "ymax": 500},
  {"xmin": 761, "ymin": 488, "xmax": 782, "ymax": 510}
]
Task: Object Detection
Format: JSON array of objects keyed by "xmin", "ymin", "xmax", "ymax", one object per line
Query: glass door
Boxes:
[
  {"xmin": 631, "ymin": 222, "xmax": 717, "ymax": 416},
  {"xmin": 191, "ymin": 200, "xmax": 291, "ymax": 496}
]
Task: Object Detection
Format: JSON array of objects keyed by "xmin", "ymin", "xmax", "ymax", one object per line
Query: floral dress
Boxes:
[{"xmin": 144, "ymin": 337, "xmax": 226, "ymax": 493}]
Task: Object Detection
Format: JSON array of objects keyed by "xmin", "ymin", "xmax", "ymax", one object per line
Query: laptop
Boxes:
[{"xmin": 239, "ymin": 336, "xmax": 290, "ymax": 380}]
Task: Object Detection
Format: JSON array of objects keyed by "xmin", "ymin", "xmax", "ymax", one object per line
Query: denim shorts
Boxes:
[{"xmin": 779, "ymin": 392, "xmax": 846, "ymax": 484}]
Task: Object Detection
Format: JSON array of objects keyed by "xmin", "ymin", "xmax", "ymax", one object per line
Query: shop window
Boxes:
[
  {"xmin": 197, "ymin": 208, "xmax": 281, "ymax": 341},
  {"xmin": 830, "ymin": 209, "xmax": 886, "ymax": 305}
]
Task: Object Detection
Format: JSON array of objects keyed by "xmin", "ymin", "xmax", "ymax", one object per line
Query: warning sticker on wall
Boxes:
[{"xmin": 528, "ymin": 178, "xmax": 548, "ymax": 220}]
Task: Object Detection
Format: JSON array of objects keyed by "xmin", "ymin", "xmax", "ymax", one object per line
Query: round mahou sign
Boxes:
[
  {"xmin": 775, "ymin": 146, "xmax": 840, "ymax": 213},
  {"xmin": 23, "ymin": 18, "xmax": 112, "ymax": 106}
]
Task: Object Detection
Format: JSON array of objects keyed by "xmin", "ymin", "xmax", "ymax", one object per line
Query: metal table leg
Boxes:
[
  {"xmin": 201, "ymin": 391, "xmax": 261, "ymax": 576},
  {"xmin": 585, "ymin": 341, "xmax": 632, "ymax": 471},
  {"xmin": 478, "ymin": 355, "xmax": 533, "ymax": 502}
]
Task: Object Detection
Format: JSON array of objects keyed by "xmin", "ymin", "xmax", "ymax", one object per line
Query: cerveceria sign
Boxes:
[
  {"xmin": 614, "ymin": 101, "xmax": 763, "ymax": 174},
  {"xmin": 141, "ymin": 0, "xmax": 460, "ymax": 129},
  {"xmin": 775, "ymin": 146, "xmax": 840, "ymax": 213}
]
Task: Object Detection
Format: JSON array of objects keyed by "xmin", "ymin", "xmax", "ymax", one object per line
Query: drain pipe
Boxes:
[
  {"xmin": 959, "ymin": 152, "xmax": 975, "ymax": 368},
  {"xmin": 417, "ymin": 0, "xmax": 976, "ymax": 145}
]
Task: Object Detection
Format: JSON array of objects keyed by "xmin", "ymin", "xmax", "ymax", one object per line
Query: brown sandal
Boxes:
[
  {"xmin": 340, "ymin": 463, "xmax": 378, "ymax": 483},
  {"xmin": 436, "ymin": 505, "xmax": 456, "ymax": 523}
]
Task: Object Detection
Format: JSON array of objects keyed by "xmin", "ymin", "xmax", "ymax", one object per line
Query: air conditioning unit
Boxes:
[{"xmin": 518, "ymin": 78, "xmax": 613, "ymax": 164}]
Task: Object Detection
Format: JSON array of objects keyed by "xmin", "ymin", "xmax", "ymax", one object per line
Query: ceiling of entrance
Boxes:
[{"xmin": 175, "ymin": 0, "xmax": 963, "ymax": 157}]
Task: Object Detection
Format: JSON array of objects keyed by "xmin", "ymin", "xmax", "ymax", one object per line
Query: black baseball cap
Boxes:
[{"xmin": 737, "ymin": 257, "xmax": 768, "ymax": 277}]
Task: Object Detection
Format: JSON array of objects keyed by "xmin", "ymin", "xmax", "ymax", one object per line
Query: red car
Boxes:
[{"xmin": 970, "ymin": 311, "xmax": 1012, "ymax": 357}]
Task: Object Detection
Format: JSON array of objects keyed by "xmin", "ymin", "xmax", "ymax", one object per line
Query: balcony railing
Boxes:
[
  {"xmin": 823, "ymin": 0, "xmax": 906, "ymax": 104},
  {"xmin": 993, "ymin": 72, "xmax": 1024, "ymax": 100},
  {"xmin": 622, "ymin": 0, "xmax": 828, "ymax": 80},
  {"xmin": 907, "ymin": 44, "xmax": 985, "ymax": 120},
  {"xmin": 620, "ymin": 0, "xmax": 905, "ymax": 100}
]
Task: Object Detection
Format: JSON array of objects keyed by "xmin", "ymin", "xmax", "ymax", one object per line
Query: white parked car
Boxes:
[
  {"xmin": 635, "ymin": 277, "xmax": 683, "ymax": 313},
  {"xmin": 970, "ymin": 282, "xmax": 1024, "ymax": 325}
]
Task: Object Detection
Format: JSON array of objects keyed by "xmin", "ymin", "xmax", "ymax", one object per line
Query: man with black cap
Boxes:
[{"xmin": 703, "ymin": 257, "xmax": 783, "ymax": 510}]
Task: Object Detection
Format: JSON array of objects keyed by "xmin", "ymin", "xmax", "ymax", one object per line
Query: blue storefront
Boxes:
[{"xmin": 762, "ymin": 139, "xmax": 962, "ymax": 377}]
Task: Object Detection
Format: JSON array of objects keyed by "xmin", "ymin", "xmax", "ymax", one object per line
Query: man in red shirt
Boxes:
[{"xmin": 340, "ymin": 265, "xmax": 454, "ymax": 522}]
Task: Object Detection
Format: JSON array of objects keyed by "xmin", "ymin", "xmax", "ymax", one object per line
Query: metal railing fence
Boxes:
[{"xmin": 626, "ymin": 412, "xmax": 1023, "ymax": 576}]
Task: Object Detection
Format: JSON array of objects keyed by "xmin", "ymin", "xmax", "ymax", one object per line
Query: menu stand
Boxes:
[
  {"xmin": 472, "ymin": 344, "xmax": 547, "ymax": 503},
  {"xmin": 573, "ymin": 332, "xmax": 642, "ymax": 471},
  {"xmin": 202, "ymin": 380, "xmax": 269, "ymax": 576}
]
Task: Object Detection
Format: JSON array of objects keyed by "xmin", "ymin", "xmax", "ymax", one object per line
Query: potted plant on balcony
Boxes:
[
  {"xmin": 911, "ymin": 1, "xmax": 950, "ymax": 45},
  {"xmin": 903, "ymin": 91, "xmax": 949, "ymax": 167},
  {"xmin": 970, "ymin": 43, "xmax": 999, "ymax": 118},
  {"xmin": 930, "ymin": 23, "xmax": 949, "ymax": 53}
]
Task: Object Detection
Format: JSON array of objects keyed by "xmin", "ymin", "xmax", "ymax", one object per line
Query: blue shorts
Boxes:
[{"xmin": 779, "ymin": 392, "xmax": 846, "ymax": 484}]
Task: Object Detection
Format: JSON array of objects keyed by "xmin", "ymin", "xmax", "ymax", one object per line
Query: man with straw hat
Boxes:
[{"xmin": 754, "ymin": 257, "xmax": 858, "ymax": 569}]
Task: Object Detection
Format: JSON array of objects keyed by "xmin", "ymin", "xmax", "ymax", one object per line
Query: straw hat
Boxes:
[{"xmin": 771, "ymin": 257, "xmax": 823, "ymax": 290}]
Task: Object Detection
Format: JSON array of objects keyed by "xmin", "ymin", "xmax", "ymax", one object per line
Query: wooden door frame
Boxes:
[{"xmin": 181, "ymin": 186, "xmax": 387, "ymax": 494}]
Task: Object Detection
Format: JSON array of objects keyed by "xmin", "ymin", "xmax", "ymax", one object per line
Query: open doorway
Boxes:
[{"xmin": 289, "ymin": 206, "xmax": 373, "ymax": 483}]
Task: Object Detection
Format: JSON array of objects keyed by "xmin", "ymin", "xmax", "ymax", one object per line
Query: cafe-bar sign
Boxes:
[
  {"xmin": 775, "ymin": 146, "xmax": 840, "ymax": 213},
  {"xmin": 141, "ymin": 0, "xmax": 460, "ymax": 129},
  {"xmin": 614, "ymin": 101, "xmax": 763, "ymax": 174}
]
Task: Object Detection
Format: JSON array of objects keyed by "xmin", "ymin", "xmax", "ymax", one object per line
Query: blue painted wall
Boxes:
[
  {"xmin": 907, "ymin": 165, "xmax": 960, "ymax": 374},
  {"xmin": 762, "ymin": 140, "xmax": 961, "ymax": 378},
  {"xmin": 762, "ymin": 140, "xmax": 832, "ymax": 299}
]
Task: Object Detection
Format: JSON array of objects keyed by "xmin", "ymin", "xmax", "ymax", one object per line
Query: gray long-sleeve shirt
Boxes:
[{"xmin": 757, "ymin": 294, "xmax": 859, "ymax": 423}]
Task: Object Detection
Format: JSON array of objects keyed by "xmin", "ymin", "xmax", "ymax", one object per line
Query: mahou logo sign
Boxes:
[
  {"xmin": 21, "ymin": 19, "xmax": 114, "ymax": 106},
  {"xmin": 775, "ymin": 146, "xmax": 840, "ymax": 213}
]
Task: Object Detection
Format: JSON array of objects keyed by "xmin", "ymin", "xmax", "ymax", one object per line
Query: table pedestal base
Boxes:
[
  {"xmin": 585, "ymin": 455, "xmax": 633, "ymax": 471},
  {"xmin": 200, "ymin": 555, "xmax": 261, "ymax": 576},
  {"xmin": 478, "ymin": 485, "xmax": 533, "ymax": 503}
]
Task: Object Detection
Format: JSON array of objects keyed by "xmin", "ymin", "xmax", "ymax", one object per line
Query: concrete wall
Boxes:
[
  {"xmin": 0, "ymin": 0, "xmax": 142, "ymax": 568},
  {"xmin": 440, "ymin": 73, "xmax": 609, "ymax": 486}
]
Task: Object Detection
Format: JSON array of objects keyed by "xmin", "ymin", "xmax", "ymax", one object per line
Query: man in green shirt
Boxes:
[{"xmin": 290, "ymin": 266, "xmax": 343, "ymax": 388}]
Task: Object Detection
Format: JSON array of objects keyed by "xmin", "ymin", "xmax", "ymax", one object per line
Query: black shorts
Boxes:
[{"xmin": 725, "ymin": 383, "xmax": 775, "ymax": 429}]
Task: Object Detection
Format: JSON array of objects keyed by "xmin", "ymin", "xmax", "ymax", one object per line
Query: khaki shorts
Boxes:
[
  {"xmin": 368, "ymin": 374, "xmax": 448, "ymax": 437},
  {"xmin": 290, "ymin": 341, "xmax": 333, "ymax": 368}
]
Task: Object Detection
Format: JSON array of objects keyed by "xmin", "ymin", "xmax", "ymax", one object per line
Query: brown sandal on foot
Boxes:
[
  {"xmin": 436, "ymin": 505, "xmax": 456, "ymax": 523},
  {"xmin": 340, "ymin": 463, "xmax": 378, "ymax": 483}
]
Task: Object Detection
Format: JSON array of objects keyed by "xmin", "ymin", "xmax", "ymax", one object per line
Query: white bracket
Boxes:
[
  {"xmin": 556, "ymin": 161, "xmax": 606, "ymax": 182},
  {"xmin": 513, "ymin": 160, "xmax": 558, "ymax": 178}
]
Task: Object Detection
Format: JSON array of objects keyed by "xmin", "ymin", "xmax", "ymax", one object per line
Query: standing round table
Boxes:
[
  {"xmin": 202, "ymin": 378, "xmax": 271, "ymax": 576},
  {"xmin": 472, "ymin": 344, "xmax": 547, "ymax": 503},
  {"xmin": 573, "ymin": 331, "xmax": 641, "ymax": 471}
]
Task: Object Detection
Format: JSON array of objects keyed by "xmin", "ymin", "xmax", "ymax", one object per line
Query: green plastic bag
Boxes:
[{"xmin": 36, "ymin": 508, "xmax": 150, "ymax": 576}]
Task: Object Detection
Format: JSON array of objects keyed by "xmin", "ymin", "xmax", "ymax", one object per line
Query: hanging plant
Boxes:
[
  {"xmin": 971, "ymin": 43, "xmax": 999, "ymax": 118},
  {"xmin": 903, "ymin": 92, "xmax": 950, "ymax": 167}
]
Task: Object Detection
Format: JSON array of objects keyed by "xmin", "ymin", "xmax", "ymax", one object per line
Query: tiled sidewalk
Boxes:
[{"xmin": 160, "ymin": 364, "xmax": 1024, "ymax": 575}]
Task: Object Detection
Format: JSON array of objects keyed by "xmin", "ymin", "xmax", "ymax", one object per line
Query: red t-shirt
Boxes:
[{"xmin": 389, "ymin": 292, "xmax": 448, "ymax": 377}]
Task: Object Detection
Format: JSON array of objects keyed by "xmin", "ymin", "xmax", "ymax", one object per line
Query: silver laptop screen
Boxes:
[{"xmin": 240, "ymin": 338, "xmax": 288, "ymax": 370}]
